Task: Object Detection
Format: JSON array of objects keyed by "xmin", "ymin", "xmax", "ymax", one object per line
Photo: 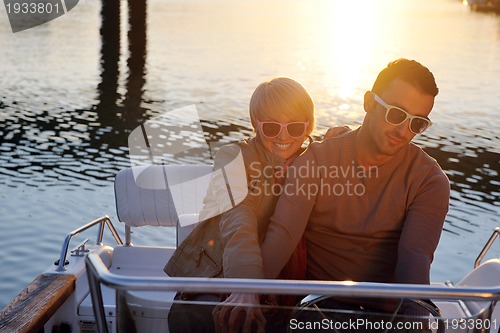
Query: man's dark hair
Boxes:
[{"xmin": 371, "ymin": 58, "xmax": 439, "ymax": 97}]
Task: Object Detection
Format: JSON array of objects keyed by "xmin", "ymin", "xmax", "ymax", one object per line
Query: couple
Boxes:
[{"xmin": 165, "ymin": 58, "xmax": 450, "ymax": 333}]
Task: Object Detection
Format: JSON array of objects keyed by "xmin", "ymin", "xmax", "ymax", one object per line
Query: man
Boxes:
[
  {"xmin": 215, "ymin": 59, "xmax": 450, "ymax": 332},
  {"xmin": 262, "ymin": 58, "xmax": 449, "ymax": 283}
]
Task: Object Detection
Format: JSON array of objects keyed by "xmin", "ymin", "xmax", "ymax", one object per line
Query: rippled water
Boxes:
[{"xmin": 0, "ymin": 0, "xmax": 499, "ymax": 309}]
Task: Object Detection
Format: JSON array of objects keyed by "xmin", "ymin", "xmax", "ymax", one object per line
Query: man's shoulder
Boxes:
[
  {"xmin": 407, "ymin": 142, "xmax": 439, "ymax": 166},
  {"xmin": 407, "ymin": 143, "xmax": 449, "ymax": 184},
  {"xmin": 309, "ymin": 130, "xmax": 355, "ymax": 153},
  {"xmin": 294, "ymin": 131, "xmax": 355, "ymax": 168}
]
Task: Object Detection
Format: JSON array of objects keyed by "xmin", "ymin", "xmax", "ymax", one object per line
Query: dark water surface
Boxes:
[{"xmin": 0, "ymin": 0, "xmax": 499, "ymax": 308}]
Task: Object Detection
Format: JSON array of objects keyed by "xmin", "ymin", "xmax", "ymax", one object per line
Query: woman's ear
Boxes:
[{"xmin": 363, "ymin": 91, "xmax": 375, "ymax": 114}]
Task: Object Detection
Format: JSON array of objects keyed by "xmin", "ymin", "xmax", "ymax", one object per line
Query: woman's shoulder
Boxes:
[
  {"xmin": 214, "ymin": 138, "xmax": 252, "ymax": 156},
  {"xmin": 212, "ymin": 138, "xmax": 261, "ymax": 168},
  {"xmin": 216, "ymin": 137, "xmax": 256, "ymax": 152}
]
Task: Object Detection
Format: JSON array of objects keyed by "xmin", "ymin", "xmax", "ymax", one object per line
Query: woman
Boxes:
[{"xmin": 166, "ymin": 77, "xmax": 317, "ymax": 333}]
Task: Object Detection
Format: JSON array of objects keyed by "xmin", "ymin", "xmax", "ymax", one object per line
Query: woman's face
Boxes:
[{"xmin": 256, "ymin": 113, "xmax": 308, "ymax": 160}]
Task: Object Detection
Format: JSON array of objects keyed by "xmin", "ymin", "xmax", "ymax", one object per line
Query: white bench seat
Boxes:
[{"xmin": 79, "ymin": 246, "xmax": 177, "ymax": 318}]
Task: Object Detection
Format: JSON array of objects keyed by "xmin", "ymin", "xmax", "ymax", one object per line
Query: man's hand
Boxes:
[
  {"xmin": 324, "ymin": 125, "xmax": 351, "ymax": 139},
  {"xmin": 213, "ymin": 293, "xmax": 265, "ymax": 333}
]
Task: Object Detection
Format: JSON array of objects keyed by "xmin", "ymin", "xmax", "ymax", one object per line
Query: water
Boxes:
[{"xmin": 0, "ymin": 0, "xmax": 499, "ymax": 309}]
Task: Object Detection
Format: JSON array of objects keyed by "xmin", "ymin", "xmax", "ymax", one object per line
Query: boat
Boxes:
[{"xmin": 1, "ymin": 164, "xmax": 500, "ymax": 333}]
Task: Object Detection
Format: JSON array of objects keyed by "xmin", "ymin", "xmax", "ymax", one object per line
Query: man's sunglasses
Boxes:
[
  {"xmin": 373, "ymin": 93, "xmax": 432, "ymax": 134},
  {"xmin": 257, "ymin": 120, "xmax": 309, "ymax": 138}
]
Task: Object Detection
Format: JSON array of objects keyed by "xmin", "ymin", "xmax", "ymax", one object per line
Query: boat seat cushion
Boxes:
[
  {"xmin": 114, "ymin": 165, "xmax": 213, "ymax": 227},
  {"xmin": 455, "ymin": 258, "xmax": 500, "ymax": 316},
  {"xmin": 456, "ymin": 258, "xmax": 500, "ymax": 288}
]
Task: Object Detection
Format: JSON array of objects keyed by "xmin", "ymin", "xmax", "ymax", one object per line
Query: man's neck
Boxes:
[{"xmin": 355, "ymin": 126, "xmax": 394, "ymax": 169}]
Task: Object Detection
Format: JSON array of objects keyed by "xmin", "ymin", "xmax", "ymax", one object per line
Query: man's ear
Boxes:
[{"xmin": 363, "ymin": 91, "xmax": 375, "ymax": 113}]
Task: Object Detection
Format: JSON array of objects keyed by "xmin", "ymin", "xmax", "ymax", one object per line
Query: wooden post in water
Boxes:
[
  {"xmin": 97, "ymin": 0, "xmax": 121, "ymax": 110},
  {"xmin": 124, "ymin": 0, "xmax": 148, "ymax": 116}
]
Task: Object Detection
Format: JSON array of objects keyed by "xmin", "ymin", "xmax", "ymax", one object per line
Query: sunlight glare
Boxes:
[{"xmin": 323, "ymin": 0, "xmax": 378, "ymax": 98}]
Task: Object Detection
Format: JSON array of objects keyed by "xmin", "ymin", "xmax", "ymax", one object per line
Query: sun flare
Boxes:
[{"xmin": 323, "ymin": 0, "xmax": 378, "ymax": 98}]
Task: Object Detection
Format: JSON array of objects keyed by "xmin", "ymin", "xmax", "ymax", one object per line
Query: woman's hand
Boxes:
[
  {"xmin": 213, "ymin": 293, "xmax": 266, "ymax": 333},
  {"xmin": 324, "ymin": 125, "xmax": 352, "ymax": 139}
]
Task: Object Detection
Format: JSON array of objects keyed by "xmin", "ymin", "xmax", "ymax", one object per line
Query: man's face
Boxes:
[{"xmin": 365, "ymin": 78, "xmax": 434, "ymax": 157}]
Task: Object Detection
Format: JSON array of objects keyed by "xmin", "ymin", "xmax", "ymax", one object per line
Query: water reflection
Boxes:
[
  {"xmin": 0, "ymin": 1, "xmax": 498, "ymax": 202},
  {"xmin": 95, "ymin": 0, "xmax": 148, "ymax": 141},
  {"xmin": 0, "ymin": 0, "xmax": 499, "ymax": 300},
  {"xmin": 424, "ymin": 144, "xmax": 499, "ymax": 232}
]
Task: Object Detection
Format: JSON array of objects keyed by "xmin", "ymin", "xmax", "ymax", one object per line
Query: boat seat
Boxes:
[
  {"xmin": 454, "ymin": 258, "xmax": 500, "ymax": 317},
  {"xmin": 420, "ymin": 258, "xmax": 500, "ymax": 327},
  {"xmin": 79, "ymin": 246, "xmax": 178, "ymax": 333},
  {"xmin": 114, "ymin": 165, "xmax": 213, "ymax": 244},
  {"xmin": 81, "ymin": 165, "xmax": 214, "ymax": 332},
  {"xmin": 456, "ymin": 258, "xmax": 500, "ymax": 288}
]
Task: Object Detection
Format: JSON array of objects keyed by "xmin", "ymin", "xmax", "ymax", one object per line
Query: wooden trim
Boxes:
[{"xmin": 0, "ymin": 273, "xmax": 76, "ymax": 333}]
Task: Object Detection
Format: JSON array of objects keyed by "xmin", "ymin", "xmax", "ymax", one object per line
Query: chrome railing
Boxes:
[
  {"xmin": 56, "ymin": 216, "xmax": 122, "ymax": 272},
  {"xmin": 475, "ymin": 227, "xmax": 500, "ymax": 268},
  {"xmin": 86, "ymin": 252, "xmax": 500, "ymax": 333}
]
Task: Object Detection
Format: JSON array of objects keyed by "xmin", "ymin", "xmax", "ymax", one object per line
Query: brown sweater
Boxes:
[{"xmin": 260, "ymin": 130, "xmax": 450, "ymax": 284}]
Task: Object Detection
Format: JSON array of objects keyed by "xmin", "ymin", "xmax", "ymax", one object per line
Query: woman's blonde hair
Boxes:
[{"xmin": 249, "ymin": 77, "xmax": 315, "ymax": 136}]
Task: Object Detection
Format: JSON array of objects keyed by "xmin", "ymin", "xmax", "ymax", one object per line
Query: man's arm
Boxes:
[
  {"xmin": 396, "ymin": 164, "xmax": 450, "ymax": 284},
  {"xmin": 260, "ymin": 148, "xmax": 319, "ymax": 279},
  {"xmin": 212, "ymin": 144, "xmax": 266, "ymax": 279},
  {"xmin": 214, "ymin": 147, "xmax": 318, "ymax": 333}
]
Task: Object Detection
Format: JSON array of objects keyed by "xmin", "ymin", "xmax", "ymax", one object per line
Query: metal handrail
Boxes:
[
  {"xmin": 475, "ymin": 227, "xmax": 500, "ymax": 268},
  {"xmin": 85, "ymin": 251, "xmax": 500, "ymax": 333},
  {"xmin": 86, "ymin": 252, "xmax": 500, "ymax": 299},
  {"xmin": 56, "ymin": 216, "xmax": 122, "ymax": 271}
]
